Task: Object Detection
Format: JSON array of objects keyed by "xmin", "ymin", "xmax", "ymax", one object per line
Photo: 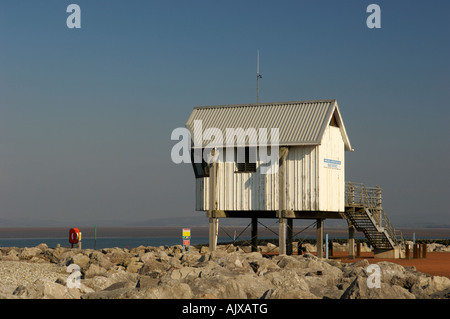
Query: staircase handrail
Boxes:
[
  {"xmin": 346, "ymin": 181, "xmax": 401, "ymax": 247},
  {"xmin": 345, "ymin": 182, "xmax": 377, "ymax": 208}
]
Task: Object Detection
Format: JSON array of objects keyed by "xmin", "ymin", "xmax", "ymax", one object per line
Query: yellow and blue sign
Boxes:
[{"xmin": 182, "ymin": 228, "xmax": 191, "ymax": 252}]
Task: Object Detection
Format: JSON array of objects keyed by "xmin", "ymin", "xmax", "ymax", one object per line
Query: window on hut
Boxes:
[{"xmin": 236, "ymin": 147, "xmax": 256, "ymax": 173}]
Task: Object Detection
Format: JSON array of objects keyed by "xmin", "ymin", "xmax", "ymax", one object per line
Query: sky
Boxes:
[{"xmin": 0, "ymin": 0, "xmax": 449, "ymax": 228}]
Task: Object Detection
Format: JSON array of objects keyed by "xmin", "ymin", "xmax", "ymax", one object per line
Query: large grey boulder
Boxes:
[
  {"xmin": 139, "ymin": 253, "xmax": 170, "ymax": 278},
  {"xmin": 263, "ymin": 288, "xmax": 319, "ymax": 299},
  {"xmin": 71, "ymin": 254, "xmax": 91, "ymax": 269},
  {"xmin": 340, "ymin": 276, "xmax": 415, "ymax": 299},
  {"xmin": 410, "ymin": 275, "xmax": 450, "ymax": 298},
  {"xmin": 82, "ymin": 269, "xmax": 139, "ymax": 292},
  {"xmin": 187, "ymin": 274, "xmax": 248, "ymax": 299},
  {"xmin": 88, "ymin": 251, "xmax": 114, "ymax": 269},
  {"xmin": 2, "ymin": 249, "xmax": 20, "ymax": 261},
  {"xmin": 102, "ymin": 247, "xmax": 133, "ymax": 265},
  {"xmin": 19, "ymin": 247, "xmax": 42, "ymax": 260},
  {"xmin": 19, "ymin": 279, "xmax": 83, "ymax": 299},
  {"xmin": 83, "ymin": 263, "xmax": 107, "ymax": 278},
  {"xmin": 141, "ymin": 280, "xmax": 193, "ymax": 299},
  {"xmin": 276, "ymin": 255, "xmax": 307, "ymax": 269},
  {"xmin": 81, "ymin": 287, "xmax": 141, "ymax": 299},
  {"xmin": 166, "ymin": 266, "xmax": 202, "ymax": 281}
]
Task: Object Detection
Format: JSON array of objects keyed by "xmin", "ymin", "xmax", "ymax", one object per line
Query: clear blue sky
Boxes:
[{"xmin": 0, "ymin": 0, "xmax": 449, "ymax": 227}]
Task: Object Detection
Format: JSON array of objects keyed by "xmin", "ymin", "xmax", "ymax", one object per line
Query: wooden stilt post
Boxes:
[
  {"xmin": 209, "ymin": 217, "xmax": 218, "ymax": 251},
  {"xmin": 251, "ymin": 217, "xmax": 258, "ymax": 252},
  {"xmin": 348, "ymin": 221, "xmax": 355, "ymax": 259},
  {"xmin": 329, "ymin": 239, "xmax": 333, "ymax": 257},
  {"xmin": 279, "ymin": 218, "xmax": 286, "ymax": 255},
  {"xmin": 287, "ymin": 219, "xmax": 293, "ymax": 255},
  {"xmin": 208, "ymin": 149, "xmax": 218, "ymax": 252},
  {"xmin": 278, "ymin": 147, "xmax": 288, "ymax": 255},
  {"xmin": 414, "ymin": 243, "xmax": 419, "ymax": 259},
  {"xmin": 316, "ymin": 218, "xmax": 324, "ymax": 258}
]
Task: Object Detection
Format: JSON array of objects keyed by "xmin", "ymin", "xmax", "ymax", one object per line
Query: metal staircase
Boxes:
[{"xmin": 345, "ymin": 182, "xmax": 402, "ymax": 250}]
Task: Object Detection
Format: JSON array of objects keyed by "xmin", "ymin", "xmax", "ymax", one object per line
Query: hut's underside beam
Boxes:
[{"xmin": 206, "ymin": 210, "xmax": 346, "ymax": 220}]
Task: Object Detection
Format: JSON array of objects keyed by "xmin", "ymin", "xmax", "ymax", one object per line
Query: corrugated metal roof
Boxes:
[{"xmin": 186, "ymin": 99, "xmax": 352, "ymax": 151}]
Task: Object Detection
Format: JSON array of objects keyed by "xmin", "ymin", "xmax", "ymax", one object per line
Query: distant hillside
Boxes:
[
  {"xmin": 1, "ymin": 215, "xmax": 449, "ymax": 230},
  {"xmin": 130, "ymin": 215, "xmax": 350, "ymax": 228}
]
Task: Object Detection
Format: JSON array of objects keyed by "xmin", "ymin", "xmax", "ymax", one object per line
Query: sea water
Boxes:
[
  {"xmin": 0, "ymin": 235, "xmax": 328, "ymax": 250},
  {"xmin": 0, "ymin": 237, "xmax": 217, "ymax": 250},
  {"xmin": 1, "ymin": 233, "xmax": 446, "ymax": 250}
]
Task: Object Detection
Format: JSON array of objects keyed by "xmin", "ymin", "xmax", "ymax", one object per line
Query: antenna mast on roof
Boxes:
[{"xmin": 256, "ymin": 50, "xmax": 262, "ymax": 104}]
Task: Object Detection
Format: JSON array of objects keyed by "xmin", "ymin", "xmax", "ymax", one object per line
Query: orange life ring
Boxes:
[{"xmin": 69, "ymin": 228, "xmax": 80, "ymax": 244}]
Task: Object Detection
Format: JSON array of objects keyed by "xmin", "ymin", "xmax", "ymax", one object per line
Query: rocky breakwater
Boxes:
[{"xmin": 0, "ymin": 243, "xmax": 449, "ymax": 299}]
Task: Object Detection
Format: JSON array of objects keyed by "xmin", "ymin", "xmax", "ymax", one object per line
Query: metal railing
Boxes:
[
  {"xmin": 345, "ymin": 182, "xmax": 402, "ymax": 247},
  {"xmin": 345, "ymin": 182, "xmax": 378, "ymax": 208}
]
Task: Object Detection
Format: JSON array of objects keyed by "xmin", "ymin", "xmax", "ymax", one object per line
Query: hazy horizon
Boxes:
[
  {"xmin": 1, "ymin": 224, "xmax": 450, "ymax": 240},
  {"xmin": 1, "ymin": 214, "xmax": 450, "ymax": 230}
]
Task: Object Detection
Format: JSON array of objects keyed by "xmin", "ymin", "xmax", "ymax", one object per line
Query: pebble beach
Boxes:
[{"xmin": 0, "ymin": 260, "xmax": 64, "ymax": 293}]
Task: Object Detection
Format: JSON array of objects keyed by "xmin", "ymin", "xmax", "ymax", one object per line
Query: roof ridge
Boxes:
[{"xmin": 193, "ymin": 99, "xmax": 336, "ymax": 110}]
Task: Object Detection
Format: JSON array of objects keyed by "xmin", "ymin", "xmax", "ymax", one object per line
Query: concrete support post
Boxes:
[
  {"xmin": 348, "ymin": 222, "xmax": 355, "ymax": 259},
  {"xmin": 209, "ymin": 217, "xmax": 218, "ymax": 251},
  {"xmin": 279, "ymin": 218, "xmax": 286, "ymax": 255},
  {"xmin": 278, "ymin": 147, "xmax": 288, "ymax": 255},
  {"xmin": 316, "ymin": 218, "xmax": 324, "ymax": 258},
  {"xmin": 208, "ymin": 150, "xmax": 218, "ymax": 252},
  {"xmin": 251, "ymin": 217, "xmax": 258, "ymax": 252},
  {"xmin": 287, "ymin": 219, "xmax": 293, "ymax": 255}
]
